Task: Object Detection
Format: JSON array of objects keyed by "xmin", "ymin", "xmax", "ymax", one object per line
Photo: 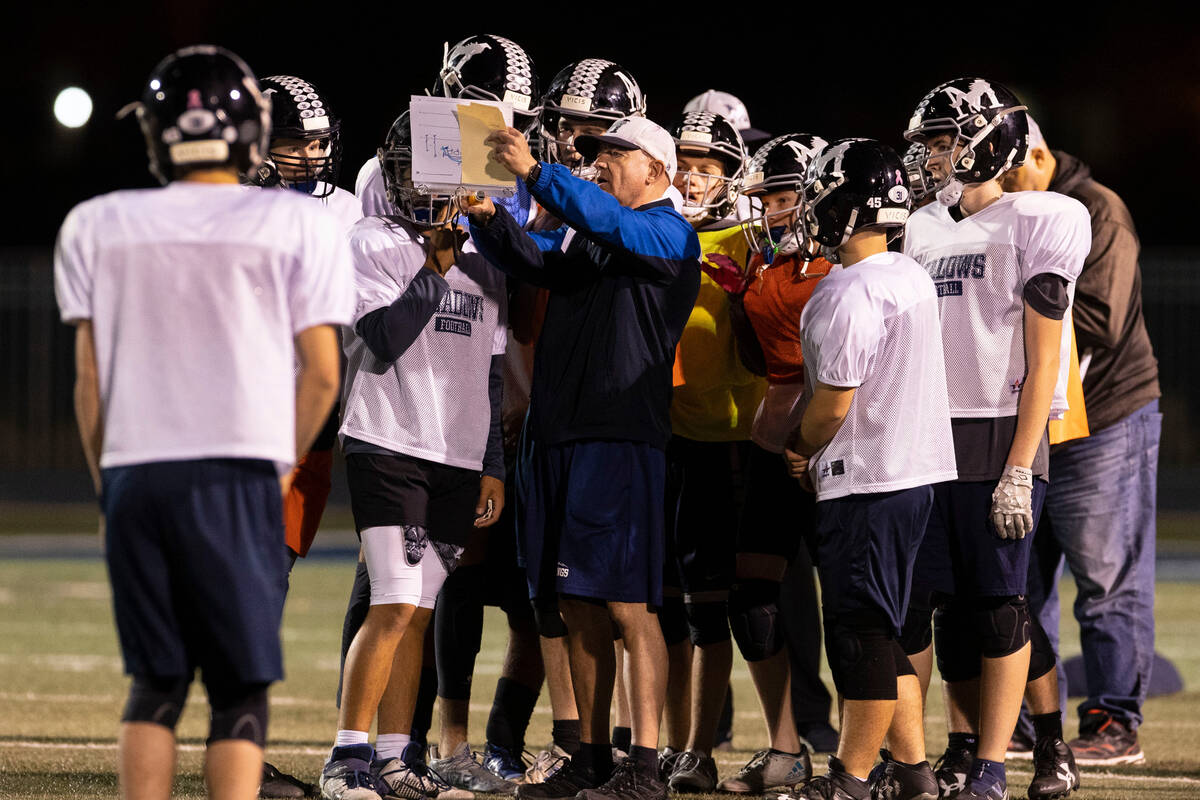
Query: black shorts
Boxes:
[
  {"xmin": 739, "ymin": 442, "xmax": 817, "ymax": 562},
  {"xmin": 480, "ymin": 481, "xmax": 536, "ymax": 619},
  {"xmin": 517, "ymin": 438, "xmax": 665, "ymax": 606},
  {"xmin": 815, "ymin": 485, "xmax": 934, "ymax": 636},
  {"xmin": 102, "ymin": 458, "xmax": 286, "ymax": 684},
  {"xmin": 663, "ymin": 436, "xmax": 748, "ymax": 598},
  {"xmin": 911, "ymin": 479, "xmax": 1048, "ymax": 599},
  {"xmin": 345, "ymin": 452, "xmax": 478, "ymax": 547}
]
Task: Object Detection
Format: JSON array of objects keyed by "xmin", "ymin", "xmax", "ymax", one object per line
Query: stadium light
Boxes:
[{"xmin": 54, "ymin": 87, "xmax": 93, "ymax": 129}]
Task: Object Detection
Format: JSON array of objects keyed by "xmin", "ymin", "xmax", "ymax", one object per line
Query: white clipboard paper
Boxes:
[{"xmin": 409, "ymin": 94, "xmax": 516, "ymax": 198}]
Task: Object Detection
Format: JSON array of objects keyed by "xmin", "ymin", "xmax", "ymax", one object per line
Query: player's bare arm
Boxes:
[
  {"xmin": 795, "ymin": 383, "xmax": 856, "ymax": 458},
  {"xmin": 293, "ymin": 324, "xmax": 341, "ymax": 462},
  {"xmin": 72, "ymin": 320, "xmax": 103, "ymax": 496},
  {"xmin": 1007, "ymin": 301, "xmax": 1063, "ymax": 469}
]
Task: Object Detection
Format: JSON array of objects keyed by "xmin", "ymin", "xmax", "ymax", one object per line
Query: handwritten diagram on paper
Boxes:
[{"xmin": 409, "ymin": 95, "xmax": 515, "ymax": 197}]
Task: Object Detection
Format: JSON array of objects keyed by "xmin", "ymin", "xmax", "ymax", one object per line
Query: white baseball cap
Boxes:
[
  {"xmin": 684, "ymin": 89, "xmax": 771, "ymax": 144},
  {"xmin": 574, "ymin": 117, "xmax": 678, "ymax": 181}
]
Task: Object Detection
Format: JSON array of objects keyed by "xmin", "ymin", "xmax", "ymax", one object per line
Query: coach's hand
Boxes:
[
  {"xmin": 486, "ymin": 127, "xmax": 537, "ymax": 180},
  {"xmin": 458, "ymin": 191, "xmax": 496, "ymax": 224},
  {"xmin": 474, "ymin": 475, "xmax": 505, "ymax": 528},
  {"xmin": 422, "ymin": 225, "xmax": 468, "ymax": 276},
  {"xmin": 990, "ymin": 464, "xmax": 1034, "ymax": 539}
]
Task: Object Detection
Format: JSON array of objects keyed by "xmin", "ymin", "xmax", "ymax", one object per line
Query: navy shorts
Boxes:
[
  {"xmin": 663, "ymin": 436, "xmax": 748, "ymax": 599},
  {"xmin": 102, "ymin": 458, "xmax": 287, "ymax": 684},
  {"xmin": 911, "ymin": 479, "xmax": 1048, "ymax": 599},
  {"xmin": 517, "ymin": 438, "xmax": 665, "ymax": 606},
  {"xmin": 345, "ymin": 452, "xmax": 478, "ymax": 547},
  {"xmin": 815, "ymin": 485, "xmax": 934, "ymax": 636},
  {"xmin": 739, "ymin": 442, "xmax": 817, "ymax": 562}
]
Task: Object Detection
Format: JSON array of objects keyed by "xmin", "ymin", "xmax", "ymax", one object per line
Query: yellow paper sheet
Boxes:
[{"xmin": 458, "ymin": 102, "xmax": 513, "ymax": 186}]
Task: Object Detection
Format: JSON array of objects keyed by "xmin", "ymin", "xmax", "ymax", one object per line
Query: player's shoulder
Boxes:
[
  {"xmin": 349, "ymin": 214, "xmax": 420, "ymax": 250},
  {"xmin": 1006, "ymin": 190, "xmax": 1089, "ymax": 225}
]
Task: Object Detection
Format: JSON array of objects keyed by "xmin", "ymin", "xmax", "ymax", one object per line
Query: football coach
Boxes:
[{"xmin": 461, "ymin": 117, "xmax": 701, "ymax": 800}]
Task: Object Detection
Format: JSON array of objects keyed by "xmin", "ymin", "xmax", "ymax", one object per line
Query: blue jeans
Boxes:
[{"xmin": 1027, "ymin": 399, "xmax": 1161, "ymax": 729}]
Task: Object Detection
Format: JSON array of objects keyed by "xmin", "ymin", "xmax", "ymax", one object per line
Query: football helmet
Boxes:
[
  {"xmin": 737, "ymin": 133, "xmax": 828, "ymax": 259},
  {"xmin": 904, "ymin": 76, "xmax": 1029, "ymax": 186},
  {"xmin": 901, "ymin": 142, "xmax": 936, "ymax": 204},
  {"xmin": 253, "ymin": 74, "xmax": 341, "ymax": 198},
  {"xmin": 129, "ymin": 44, "xmax": 270, "ymax": 185},
  {"xmin": 434, "ymin": 34, "xmax": 539, "ymax": 134},
  {"xmin": 377, "ymin": 111, "xmax": 455, "ymax": 228},
  {"xmin": 802, "ymin": 138, "xmax": 911, "ymax": 261},
  {"xmin": 539, "ymin": 59, "xmax": 646, "ymax": 173},
  {"xmin": 683, "ymin": 89, "xmax": 771, "ymax": 145},
  {"xmin": 670, "ymin": 110, "xmax": 746, "ymax": 223}
]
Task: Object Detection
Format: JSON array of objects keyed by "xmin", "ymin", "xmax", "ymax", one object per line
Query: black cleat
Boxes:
[
  {"xmin": 867, "ymin": 749, "xmax": 937, "ymax": 800},
  {"xmin": 515, "ymin": 759, "xmax": 594, "ymax": 800},
  {"xmin": 576, "ymin": 758, "xmax": 666, "ymax": 800},
  {"xmin": 931, "ymin": 747, "xmax": 973, "ymax": 800},
  {"xmin": 1027, "ymin": 737, "xmax": 1079, "ymax": 800}
]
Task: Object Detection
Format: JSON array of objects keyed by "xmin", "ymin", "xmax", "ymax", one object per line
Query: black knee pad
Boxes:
[
  {"xmin": 975, "ymin": 595, "xmax": 1032, "ymax": 659},
  {"xmin": 898, "ymin": 593, "xmax": 934, "ymax": 656},
  {"xmin": 729, "ymin": 579, "xmax": 783, "ymax": 662},
  {"xmin": 1027, "ymin": 611, "xmax": 1057, "ymax": 681},
  {"xmin": 934, "ymin": 600, "xmax": 982, "ymax": 682},
  {"xmin": 206, "ymin": 681, "xmax": 269, "ymax": 747},
  {"xmin": 657, "ymin": 593, "xmax": 689, "ymax": 645},
  {"xmin": 533, "ymin": 596, "xmax": 568, "ymax": 639},
  {"xmin": 122, "ymin": 675, "xmax": 190, "ymax": 730},
  {"xmin": 685, "ymin": 599, "xmax": 731, "ymax": 646},
  {"xmin": 435, "ymin": 565, "xmax": 486, "ymax": 700},
  {"xmin": 825, "ymin": 609, "xmax": 898, "ymax": 701}
]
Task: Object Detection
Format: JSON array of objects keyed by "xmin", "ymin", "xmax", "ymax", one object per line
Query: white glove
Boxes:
[{"xmin": 991, "ymin": 464, "xmax": 1034, "ymax": 539}]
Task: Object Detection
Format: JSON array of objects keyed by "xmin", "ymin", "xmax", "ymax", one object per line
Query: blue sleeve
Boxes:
[
  {"xmin": 355, "ymin": 268, "xmax": 448, "ymax": 363},
  {"xmin": 527, "ymin": 162, "xmax": 701, "ymax": 279},
  {"xmin": 469, "ymin": 204, "xmax": 581, "ymax": 290}
]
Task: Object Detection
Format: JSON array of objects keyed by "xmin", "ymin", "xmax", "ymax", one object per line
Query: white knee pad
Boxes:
[{"xmin": 361, "ymin": 525, "xmax": 457, "ymax": 609}]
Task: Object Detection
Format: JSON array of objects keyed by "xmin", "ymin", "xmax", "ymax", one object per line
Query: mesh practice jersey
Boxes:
[
  {"xmin": 340, "ymin": 217, "xmax": 507, "ymax": 471},
  {"xmin": 904, "ymin": 191, "xmax": 1090, "ymax": 418},
  {"xmin": 54, "ymin": 182, "xmax": 354, "ymax": 470},
  {"xmin": 800, "ymin": 252, "xmax": 957, "ymax": 501}
]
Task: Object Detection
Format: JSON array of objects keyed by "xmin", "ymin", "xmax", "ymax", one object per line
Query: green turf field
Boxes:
[{"xmin": 1, "ymin": 557, "xmax": 1197, "ymax": 799}]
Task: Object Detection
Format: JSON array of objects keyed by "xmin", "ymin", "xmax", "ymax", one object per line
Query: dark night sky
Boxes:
[{"xmin": 10, "ymin": 5, "xmax": 1199, "ymax": 248}]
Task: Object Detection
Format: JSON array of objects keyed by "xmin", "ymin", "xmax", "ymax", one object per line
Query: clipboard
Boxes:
[{"xmin": 409, "ymin": 94, "xmax": 517, "ymax": 198}]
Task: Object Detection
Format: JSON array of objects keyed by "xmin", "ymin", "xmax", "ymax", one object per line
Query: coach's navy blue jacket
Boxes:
[{"xmin": 470, "ymin": 162, "xmax": 701, "ymax": 450}]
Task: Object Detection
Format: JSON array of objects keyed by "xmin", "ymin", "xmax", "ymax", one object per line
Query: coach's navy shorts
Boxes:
[
  {"xmin": 101, "ymin": 458, "xmax": 286, "ymax": 685},
  {"xmin": 815, "ymin": 485, "xmax": 933, "ymax": 636},
  {"xmin": 911, "ymin": 479, "xmax": 1048, "ymax": 599},
  {"xmin": 517, "ymin": 438, "xmax": 665, "ymax": 606}
]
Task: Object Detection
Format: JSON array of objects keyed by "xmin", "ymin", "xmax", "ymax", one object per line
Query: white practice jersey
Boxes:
[
  {"xmin": 340, "ymin": 217, "xmax": 508, "ymax": 471},
  {"xmin": 54, "ymin": 182, "xmax": 354, "ymax": 471},
  {"xmin": 904, "ymin": 191, "xmax": 1091, "ymax": 418},
  {"xmin": 317, "ymin": 183, "xmax": 366, "ymax": 232},
  {"xmin": 355, "ymin": 157, "xmax": 397, "ymax": 217},
  {"xmin": 800, "ymin": 252, "xmax": 957, "ymax": 502}
]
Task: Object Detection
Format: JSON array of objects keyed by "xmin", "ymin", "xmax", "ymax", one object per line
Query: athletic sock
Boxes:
[
  {"xmin": 1032, "ymin": 711, "xmax": 1064, "ymax": 742},
  {"xmin": 486, "ymin": 677, "xmax": 540, "ymax": 750},
  {"xmin": 630, "ymin": 745, "xmax": 658, "ymax": 779},
  {"xmin": 331, "ymin": 742, "xmax": 373, "ymax": 764},
  {"xmin": 947, "ymin": 732, "xmax": 979, "ymax": 753},
  {"xmin": 335, "ymin": 730, "xmax": 370, "ymax": 749},
  {"xmin": 552, "ymin": 718, "xmax": 581, "ymax": 755},
  {"xmin": 968, "ymin": 757, "xmax": 1006, "ymax": 791},
  {"xmin": 611, "ymin": 726, "xmax": 632, "ymax": 753},
  {"xmin": 376, "ymin": 733, "xmax": 412, "ymax": 761},
  {"xmin": 574, "ymin": 741, "xmax": 612, "ymax": 783},
  {"xmin": 411, "ymin": 666, "xmax": 438, "ymax": 744}
]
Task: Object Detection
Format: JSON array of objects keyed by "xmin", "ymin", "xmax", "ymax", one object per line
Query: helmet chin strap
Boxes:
[{"xmin": 937, "ymin": 178, "xmax": 964, "ymax": 206}]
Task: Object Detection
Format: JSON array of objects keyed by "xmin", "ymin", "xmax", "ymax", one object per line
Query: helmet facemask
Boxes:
[
  {"xmin": 378, "ymin": 144, "xmax": 456, "ymax": 229},
  {"xmin": 905, "ymin": 104, "xmax": 1028, "ymax": 189},
  {"xmin": 268, "ymin": 129, "xmax": 341, "ymax": 198}
]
